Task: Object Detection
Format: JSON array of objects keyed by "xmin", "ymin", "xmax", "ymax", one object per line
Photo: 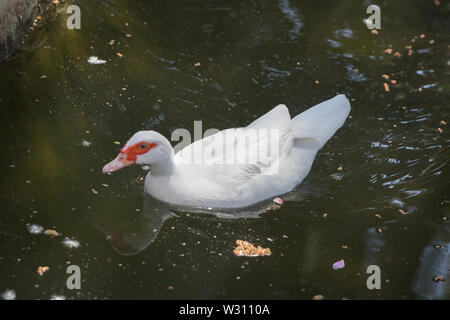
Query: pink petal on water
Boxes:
[
  {"xmin": 332, "ymin": 259, "xmax": 345, "ymax": 270},
  {"xmin": 273, "ymin": 197, "xmax": 283, "ymax": 205}
]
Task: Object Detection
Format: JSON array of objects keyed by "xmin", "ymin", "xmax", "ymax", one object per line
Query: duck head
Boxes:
[{"xmin": 102, "ymin": 130, "xmax": 174, "ymax": 174}]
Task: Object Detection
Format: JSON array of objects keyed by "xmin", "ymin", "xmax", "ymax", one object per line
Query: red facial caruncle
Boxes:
[
  {"xmin": 121, "ymin": 141, "xmax": 158, "ymax": 161},
  {"xmin": 102, "ymin": 141, "xmax": 157, "ymax": 173}
]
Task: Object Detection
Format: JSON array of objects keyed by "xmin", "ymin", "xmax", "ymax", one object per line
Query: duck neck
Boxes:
[
  {"xmin": 151, "ymin": 153, "xmax": 175, "ymax": 176},
  {"xmin": 150, "ymin": 138, "xmax": 176, "ymax": 176}
]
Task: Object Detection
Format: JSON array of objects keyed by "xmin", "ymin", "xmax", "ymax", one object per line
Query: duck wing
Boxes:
[{"xmin": 174, "ymin": 104, "xmax": 293, "ymax": 178}]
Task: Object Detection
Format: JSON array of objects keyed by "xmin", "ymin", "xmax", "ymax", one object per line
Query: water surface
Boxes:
[{"xmin": 0, "ymin": 0, "xmax": 449, "ymax": 299}]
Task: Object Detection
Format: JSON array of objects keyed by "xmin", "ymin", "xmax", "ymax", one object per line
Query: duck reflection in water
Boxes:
[{"xmin": 94, "ymin": 193, "xmax": 281, "ymax": 256}]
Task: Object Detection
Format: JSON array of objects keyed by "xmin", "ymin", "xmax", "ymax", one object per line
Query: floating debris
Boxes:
[
  {"xmin": 398, "ymin": 209, "xmax": 407, "ymax": 215},
  {"xmin": 384, "ymin": 48, "xmax": 393, "ymax": 54},
  {"xmin": 91, "ymin": 188, "xmax": 98, "ymax": 194},
  {"xmin": 50, "ymin": 295, "xmax": 66, "ymax": 300},
  {"xmin": 371, "ymin": 29, "xmax": 378, "ymax": 35},
  {"xmin": 382, "ymin": 74, "xmax": 390, "ymax": 80},
  {"xmin": 27, "ymin": 224, "xmax": 44, "ymax": 234},
  {"xmin": 233, "ymin": 240, "xmax": 271, "ymax": 257},
  {"xmin": 37, "ymin": 266, "xmax": 50, "ymax": 276},
  {"xmin": 330, "ymin": 173, "xmax": 344, "ymax": 181},
  {"xmin": 62, "ymin": 237, "xmax": 80, "ymax": 249},
  {"xmin": 383, "ymin": 83, "xmax": 390, "ymax": 92},
  {"xmin": 194, "ymin": 62, "xmax": 201, "ymax": 67},
  {"xmin": 433, "ymin": 276, "xmax": 444, "ymax": 283},
  {"xmin": 87, "ymin": 56, "xmax": 107, "ymax": 64},
  {"xmin": 273, "ymin": 197, "xmax": 283, "ymax": 205},
  {"xmin": 168, "ymin": 286, "xmax": 174, "ymax": 290},
  {"xmin": 113, "ymin": 141, "xmax": 121, "ymax": 145},
  {"xmin": 2, "ymin": 289, "xmax": 16, "ymax": 300},
  {"xmin": 81, "ymin": 140, "xmax": 92, "ymax": 147},
  {"xmin": 44, "ymin": 229, "xmax": 60, "ymax": 237},
  {"xmin": 312, "ymin": 294, "xmax": 324, "ymax": 300},
  {"xmin": 109, "ymin": 39, "xmax": 115, "ymax": 46},
  {"xmin": 375, "ymin": 214, "xmax": 382, "ymax": 219},
  {"xmin": 116, "ymin": 52, "xmax": 124, "ymax": 58},
  {"xmin": 393, "ymin": 52, "xmax": 402, "ymax": 58},
  {"xmin": 332, "ymin": 259, "xmax": 345, "ymax": 270}
]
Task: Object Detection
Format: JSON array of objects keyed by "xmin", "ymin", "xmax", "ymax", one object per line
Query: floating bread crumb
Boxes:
[
  {"xmin": 37, "ymin": 266, "xmax": 50, "ymax": 276},
  {"xmin": 234, "ymin": 240, "xmax": 271, "ymax": 257},
  {"xmin": 44, "ymin": 229, "xmax": 60, "ymax": 237}
]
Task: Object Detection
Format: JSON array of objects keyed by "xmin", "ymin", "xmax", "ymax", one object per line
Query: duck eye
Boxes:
[{"xmin": 140, "ymin": 144, "xmax": 147, "ymax": 149}]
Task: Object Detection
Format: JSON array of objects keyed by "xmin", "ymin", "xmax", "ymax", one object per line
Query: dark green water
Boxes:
[{"xmin": 0, "ymin": 0, "xmax": 449, "ymax": 299}]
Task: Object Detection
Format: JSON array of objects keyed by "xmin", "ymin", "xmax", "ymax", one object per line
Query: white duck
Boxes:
[{"xmin": 103, "ymin": 94, "xmax": 350, "ymax": 208}]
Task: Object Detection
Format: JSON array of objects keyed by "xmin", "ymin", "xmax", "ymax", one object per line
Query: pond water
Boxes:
[{"xmin": 0, "ymin": 0, "xmax": 448, "ymax": 299}]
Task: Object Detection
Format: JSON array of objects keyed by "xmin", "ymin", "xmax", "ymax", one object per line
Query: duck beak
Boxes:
[{"xmin": 102, "ymin": 153, "xmax": 135, "ymax": 173}]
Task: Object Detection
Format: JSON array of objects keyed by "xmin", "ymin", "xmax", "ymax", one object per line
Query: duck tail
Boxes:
[{"xmin": 291, "ymin": 94, "xmax": 351, "ymax": 146}]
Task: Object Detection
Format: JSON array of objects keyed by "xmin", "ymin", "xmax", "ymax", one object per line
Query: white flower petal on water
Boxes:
[
  {"xmin": 50, "ymin": 295, "xmax": 66, "ymax": 300},
  {"xmin": 87, "ymin": 56, "xmax": 107, "ymax": 64},
  {"xmin": 27, "ymin": 224, "xmax": 44, "ymax": 234},
  {"xmin": 81, "ymin": 140, "xmax": 92, "ymax": 147},
  {"xmin": 2, "ymin": 289, "xmax": 16, "ymax": 300},
  {"xmin": 62, "ymin": 237, "xmax": 80, "ymax": 249}
]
